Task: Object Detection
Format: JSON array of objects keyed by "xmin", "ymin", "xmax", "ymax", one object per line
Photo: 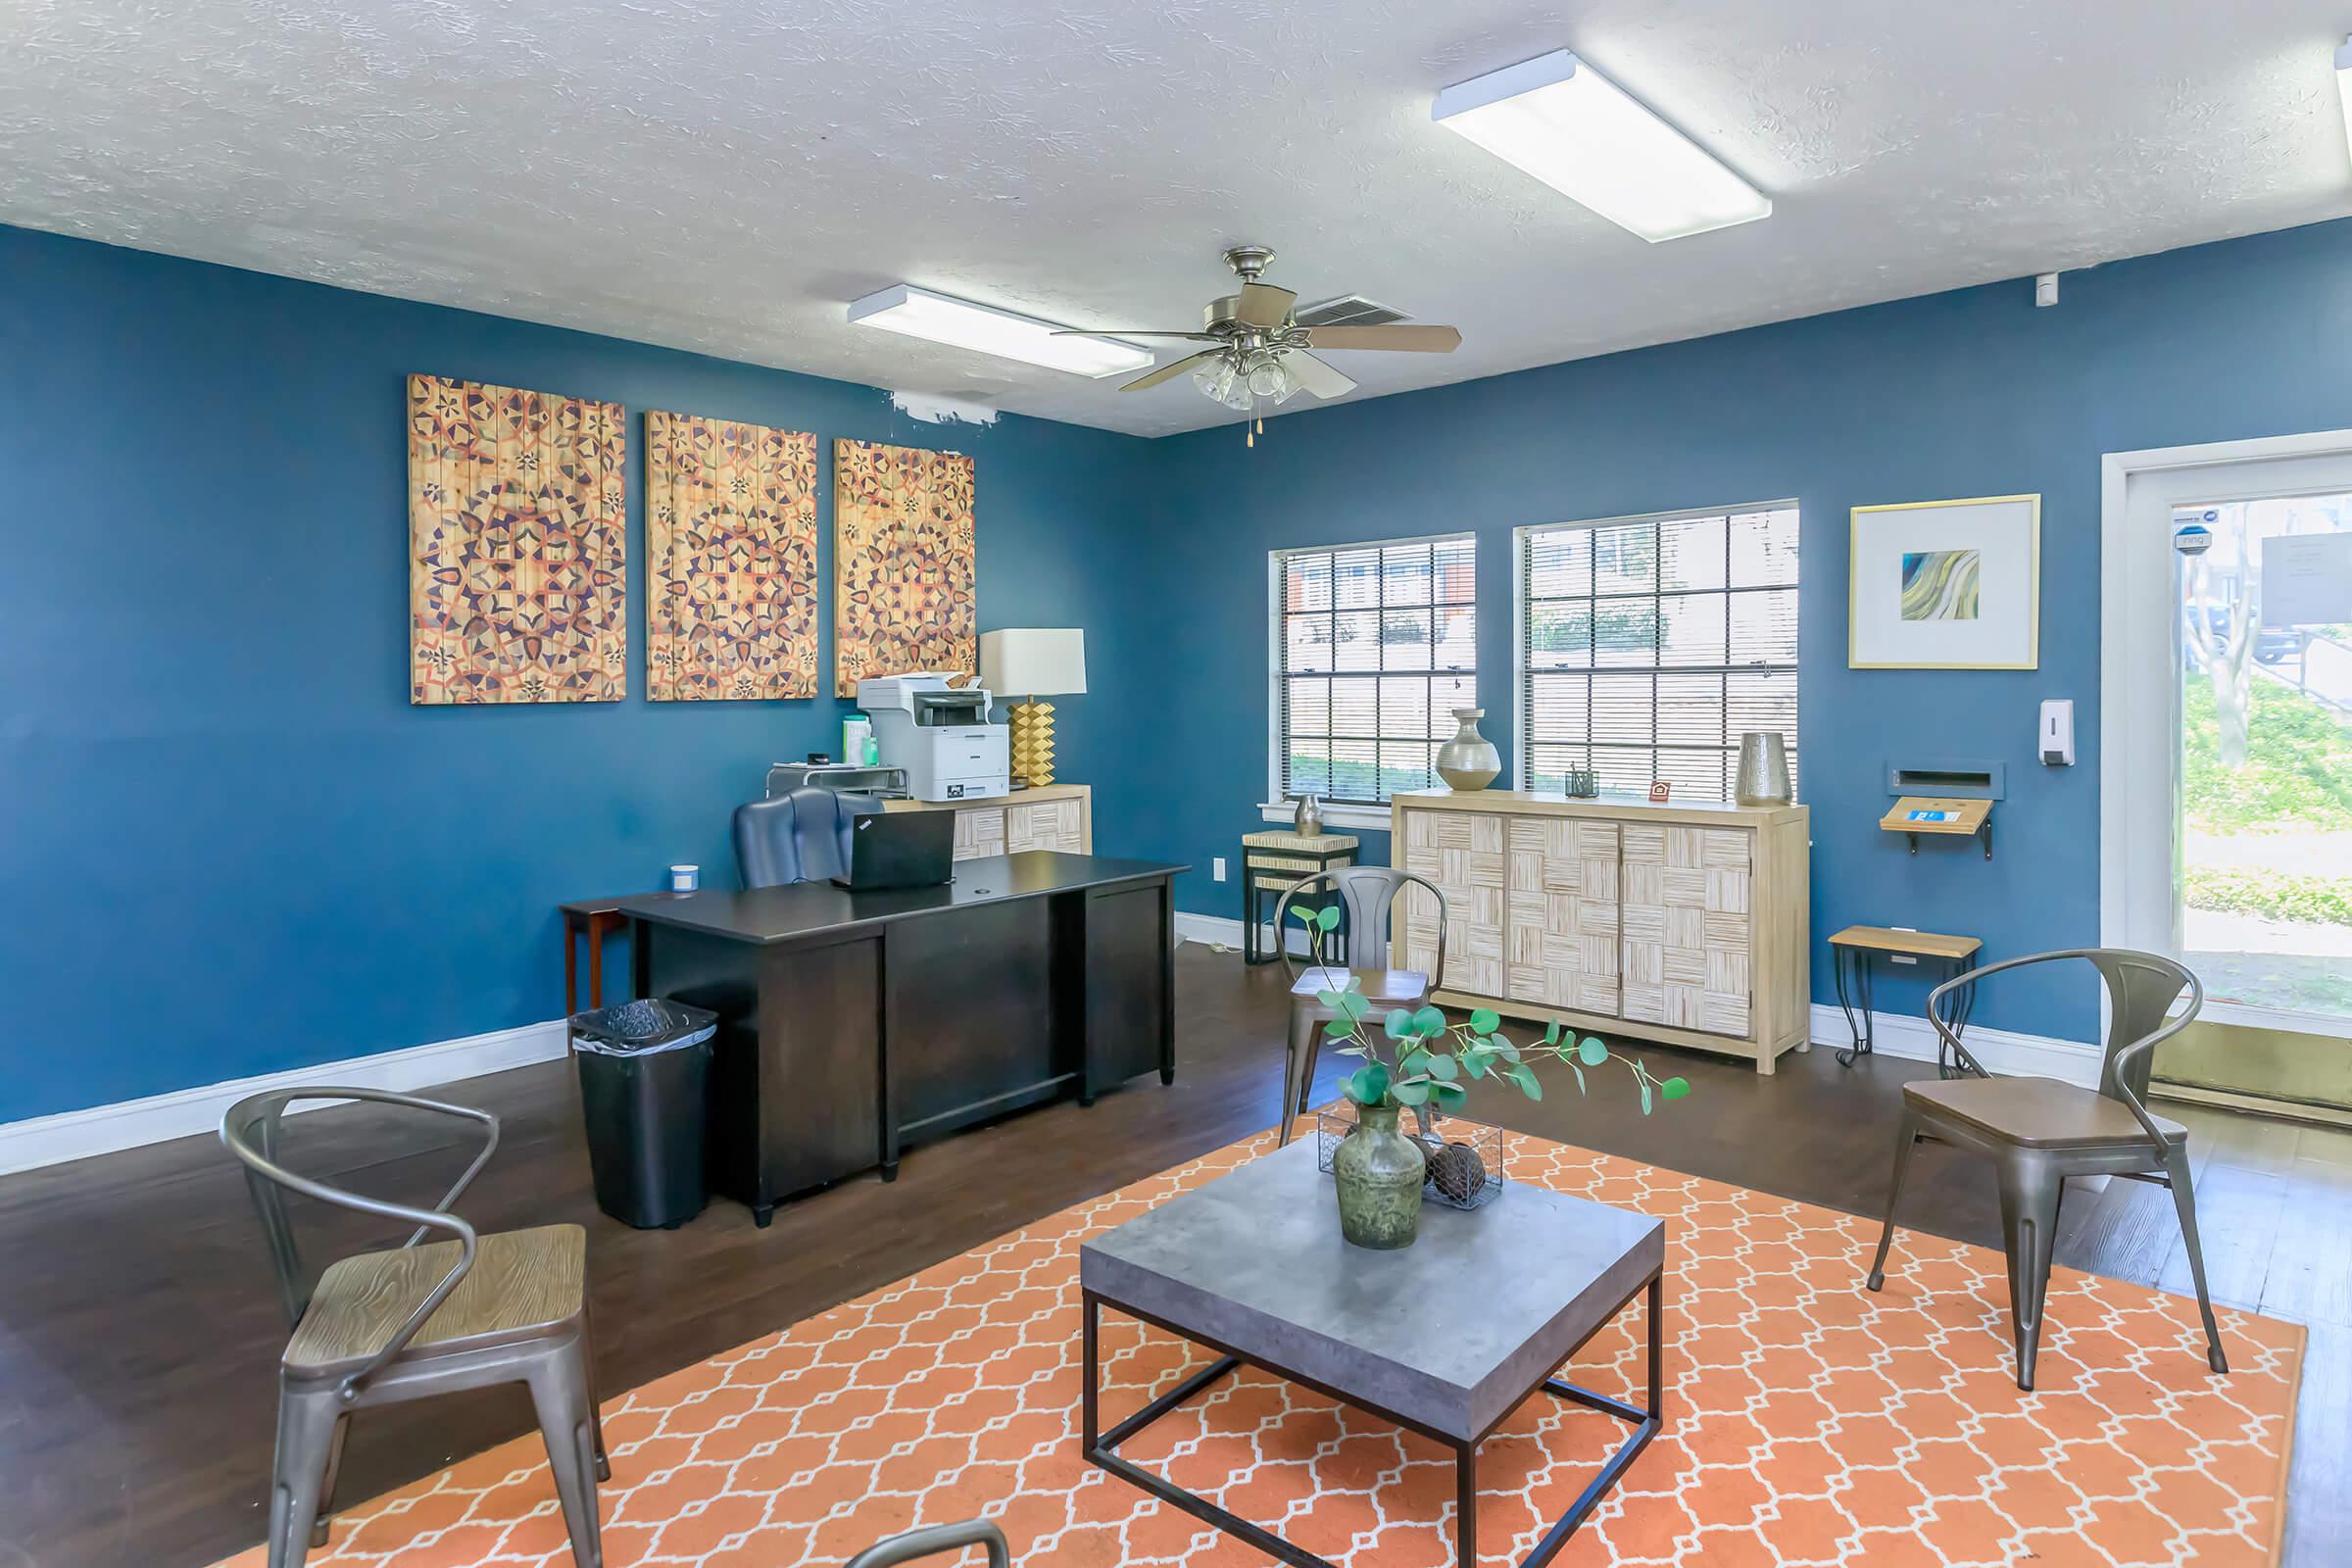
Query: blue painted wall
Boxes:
[
  {"xmin": 14, "ymin": 214, "xmax": 2352, "ymax": 1120},
  {"xmin": 0, "ymin": 224, "xmax": 1162, "ymax": 1121},
  {"xmin": 1152, "ymin": 218, "xmax": 2352, "ymax": 1041}
]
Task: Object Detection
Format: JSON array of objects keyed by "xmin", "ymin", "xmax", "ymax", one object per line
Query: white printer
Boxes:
[{"xmin": 857, "ymin": 672, "xmax": 1010, "ymax": 803}]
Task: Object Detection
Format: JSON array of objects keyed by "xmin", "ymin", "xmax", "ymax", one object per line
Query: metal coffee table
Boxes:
[{"xmin": 1079, "ymin": 1137, "xmax": 1664, "ymax": 1568}]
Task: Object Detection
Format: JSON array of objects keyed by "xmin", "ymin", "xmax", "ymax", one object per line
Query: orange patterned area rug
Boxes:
[{"xmin": 218, "ymin": 1123, "xmax": 2303, "ymax": 1568}]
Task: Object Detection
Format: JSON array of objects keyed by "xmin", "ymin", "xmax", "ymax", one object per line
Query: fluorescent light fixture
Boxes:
[
  {"xmin": 1433, "ymin": 49, "xmax": 1770, "ymax": 242},
  {"xmin": 2337, "ymin": 35, "xmax": 2352, "ymax": 163},
  {"xmin": 847, "ymin": 284, "xmax": 1152, "ymax": 377}
]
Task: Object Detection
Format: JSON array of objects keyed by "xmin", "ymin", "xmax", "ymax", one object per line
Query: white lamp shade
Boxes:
[{"xmin": 981, "ymin": 628, "xmax": 1087, "ymax": 697}]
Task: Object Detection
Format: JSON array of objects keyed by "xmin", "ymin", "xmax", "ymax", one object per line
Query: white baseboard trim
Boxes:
[
  {"xmin": 1809, "ymin": 1003, "xmax": 2100, "ymax": 1086},
  {"xmin": 1175, "ymin": 910, "xmax": 1313, "ymax": 956},
  {"xmin": 0, "ymin": 1017, "xmax": 570, "ymax": 1177}
]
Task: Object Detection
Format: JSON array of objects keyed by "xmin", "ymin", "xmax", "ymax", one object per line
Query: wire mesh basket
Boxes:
[{"xmin": 1315, "ymin": 1106, "xmax": 1505, "ymax": 1211}]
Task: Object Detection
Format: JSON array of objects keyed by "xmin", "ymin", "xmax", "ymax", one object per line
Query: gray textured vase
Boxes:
[
  {"xmin": 1331, "ymin": 1102, "xmax": 1426, "ymax": 1250},
  {"xmin": 1735, "ymin": 730, "xmax": 1792, "ymax": 806},
  {"xmin": 1437, "ymin": 708, "xmax": 1501, "ymax": 792},
  {"xmin": 1293, "ymin": 793, "xmax": 1323, "ymax": 836}
]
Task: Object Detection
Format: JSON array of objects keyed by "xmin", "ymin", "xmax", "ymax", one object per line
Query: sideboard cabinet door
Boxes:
[
  {"xmin": 1620, "ymin": 824, "xmax": 1751, "ymax": 1037},
  {"xmin": 1399, "ymin": 808, "xmax": 1505, "ymax": 995},
  {"xmin": 1504, "ymin": 816, "xmax": 1623, "ymax": 1016}
]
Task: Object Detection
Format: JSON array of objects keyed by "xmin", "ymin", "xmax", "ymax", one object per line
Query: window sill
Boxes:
[{"xmin": 1258, "ymin": 801, "xmax": 1395, "ymax": 832}]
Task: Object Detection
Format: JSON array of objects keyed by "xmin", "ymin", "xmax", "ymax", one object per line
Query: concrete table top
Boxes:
[{"xmin": 1080, "ymin": 1135, "xmax": 1664, "ymax": 1443}]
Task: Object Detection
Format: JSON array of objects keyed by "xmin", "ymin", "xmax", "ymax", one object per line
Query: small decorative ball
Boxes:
[{"xmin": 1425, "ymin": 1140, "xmax": 1488, "ymax": 1202}]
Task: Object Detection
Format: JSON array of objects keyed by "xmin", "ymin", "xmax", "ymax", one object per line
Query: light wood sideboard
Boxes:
[
  {"xmin": 1389, "ymin": 789, "xmax": 1810, "ymax": 1074},
  {"xmin": 879, "ymin": 782, "xmax": 1092, "ymax": 861}
]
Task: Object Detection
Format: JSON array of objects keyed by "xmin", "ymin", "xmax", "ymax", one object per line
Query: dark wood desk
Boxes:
[{"xmin": 608, "ymin": 852, "xmax": 1184, "ymax": 1226}]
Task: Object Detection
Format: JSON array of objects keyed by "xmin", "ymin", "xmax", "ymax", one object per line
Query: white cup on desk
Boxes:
[{"xmin": 669, "ymin": 863, "xmax": 699, "ymax": 893}]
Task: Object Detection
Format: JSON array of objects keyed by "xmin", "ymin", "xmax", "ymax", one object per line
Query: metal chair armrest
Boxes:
[
  {"xmin": 1925, "ymin": 950, "xmax": 2101, "ymax": 1079},
  {"xmin": 2106, "ymin": 966, "xmax": 2203, "ymax": 1146},
  {"xmin": 845, "ymin": 1519, "xmax": 1010, "ymax": 1568}
]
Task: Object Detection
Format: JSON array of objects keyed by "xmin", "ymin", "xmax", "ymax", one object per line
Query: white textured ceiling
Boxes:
[{"xmin": 6, "ymin": 0, "xmax": 2352, "ymax": 436}]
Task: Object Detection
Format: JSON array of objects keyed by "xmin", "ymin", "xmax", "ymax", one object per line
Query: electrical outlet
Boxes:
[{"xmin": 1212, "ymin": 857, "xmax": 1228, "ymax": 882}]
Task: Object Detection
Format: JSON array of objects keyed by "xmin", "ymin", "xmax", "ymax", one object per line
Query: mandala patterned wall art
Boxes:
[
  {"xmin": 409, "ymin": 374, "xmax": 628, "ymax": 704},
  {"xmin": 833, "ymin": 438, "xmax": 977, "ymax": 696},
  {"xmin": 644, "ymin": 412, "xmax": 820, "ymax": 701}
]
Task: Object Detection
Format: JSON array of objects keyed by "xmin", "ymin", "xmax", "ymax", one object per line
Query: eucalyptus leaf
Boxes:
[
  {"xmin": 1570, "ymin": 1061, "xmax": 1586, "ymax": 1095},
  {"xmin": 1496, "ymin": 1037, "xmax": 1522, "ymax": 1062},
  {"xmin": 1660, "ymin": 1076, "xmax": 1691, "ymax": 1102},
  {"xmin": 1324, "ymin": 1016, "xmax": 1356, "ymax": 1039},
  {"xmin": 1426, "ymin": 1053, "xmax": 1458, "ymax": 1082},
  {"xmin": 1385, "ymin": 1008, "xmax": 1414, "ymax": 1040},
  {"xmin": 1577, "ymin": 1036, "xmax": 1608, "ymax": 1067},
  {"xmin": 1432, "ymin": 1080, "xmax": 1467, "ymax": 1108},
  {"xmin": 1461, "ymin": 1052, "xmax": 1489, "ymax": 1079},
  {"xmin": 1640, "ymin": 1080, "xmax": 1653, "ymax": 1116},
  {"xmin": 1314, "ymin": 904, "xmax": 1343, "ymax": 931},
  {"xmin": 1337, "ymin": 990, "xmax": 1371, "ymax": 1021},
  {"xmin": 1290, "ymin": 905, "xmax": 1313, "ymax": 924},
  {"xmin": 1411, "ymin": 1005, "xmax": 1447, "ymax": 1039},
  {"xmin": 1544, "ymin": 1019, "xmax": 1564, "ymax": 1046},
  {"xmin": 1398, "ymin": 1047, "xmax": 1431, "ymax": 1078},
  {"xmin": 1392, "ymin": 1079, "xmax": 1430, "ymax": 1106},
  {"xmin": 1516, "ymin": 1064, "xmax": 1544, "ymax": 1102},
  {"xmin": 1469, "ymin": 1007, "xmax": 1500, "ymax": 1034},
  {"xmin": 1315, "ymin": 989, "xmax": 1347, "ymax": 1010}
]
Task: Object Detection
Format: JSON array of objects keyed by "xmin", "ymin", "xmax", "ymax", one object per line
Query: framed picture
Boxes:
[{"xmin": 1848, "ymin": 494, "xmax": 2040, "ymax": 669}]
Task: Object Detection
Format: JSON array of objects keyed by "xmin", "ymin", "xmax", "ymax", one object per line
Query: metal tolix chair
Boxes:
[
  {"xmin": 1863, "ymin": 949, "xmax": 2228, "ymax": 1391},
  {"xmin": 222, "ymin": 1088, "xmax": 609, "ymax": 1567},
  {"xmin": 845, "ymin": 1520, "xmax": 1010, "ymax": 1567},
  {"xmin": 1270, "ymin": 866, "xmax": 1449, "ymax": 1146}
]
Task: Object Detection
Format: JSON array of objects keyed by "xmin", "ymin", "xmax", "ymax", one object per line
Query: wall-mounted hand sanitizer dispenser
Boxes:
[{"xmin": 2039, "ymin": 699, "xmax": 2075, "ymax": 766}]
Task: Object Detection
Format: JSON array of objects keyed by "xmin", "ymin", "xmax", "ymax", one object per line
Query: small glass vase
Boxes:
[
  {"xmin": 1437, "ymin": 708, "xmax": 1500, "ymax": 792},
  {"xmin": 1331, "ymin": 1102, "xmax": 1426, "ymax": 1249}
]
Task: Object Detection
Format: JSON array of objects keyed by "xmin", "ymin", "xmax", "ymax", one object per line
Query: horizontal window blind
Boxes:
[
  {"xmin": 1519, "ymin": 506, "xmax": 1798, "ymax": 801},
  {"xmin": 1275, "ymin": 534, "xmax": 1476, "ymax": 805}
]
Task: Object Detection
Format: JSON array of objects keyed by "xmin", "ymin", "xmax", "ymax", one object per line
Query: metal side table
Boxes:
[
  {"xmin": 1829, "ymin": 925, "xmax": 1982, "ymax": 1071},
  {"xmin": 1241, "ymin": 830, "xmax": 1358, "ymax": 965}
]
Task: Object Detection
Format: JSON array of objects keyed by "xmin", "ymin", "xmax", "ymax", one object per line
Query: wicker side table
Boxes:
[{"xmin": 1240, "ymin": 830, "xmax": 1359, "ymax": 965}]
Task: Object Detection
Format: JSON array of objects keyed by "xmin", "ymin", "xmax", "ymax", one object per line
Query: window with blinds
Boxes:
[
  {"xmin": 1274, "ymin": 534, "xmax": 1477, "ymax": 806},
  {"xmin": 1518, "ymin": 506, "xmax": 1798, "ymax": 801}
]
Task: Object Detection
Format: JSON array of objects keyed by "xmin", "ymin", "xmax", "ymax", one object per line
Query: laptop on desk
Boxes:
[{"xmin": 831, "ymin": 808, "xmax": 956, "ymax": 892}]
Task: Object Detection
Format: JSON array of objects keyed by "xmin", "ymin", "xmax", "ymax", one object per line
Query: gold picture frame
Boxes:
[{"xmin": 1848, "ymin": 493, "xmax": 2040, "ymax": 670}]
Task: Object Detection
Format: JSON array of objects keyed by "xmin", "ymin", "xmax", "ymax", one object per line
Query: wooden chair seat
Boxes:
[
  {"xmin": 286, "ymin": 1223, "xmax": 586, "ymax": 1376},
  {"xmin": 1289, "ymin": 966, "xmax": 1430, "ymax": 1008},
  {"xmin": 1903, "ymin": 1075, "xmax": 2187, "ymax": 1150}
]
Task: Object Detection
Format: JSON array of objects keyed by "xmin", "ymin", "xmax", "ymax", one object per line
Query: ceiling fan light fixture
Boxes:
[
  {"xmin": 1433, "ymin": 49, "xmax": 1769, "ymax": 243},
  {"xmin": 846, "ymin": 284, "xmax": 1153, "ymax": 377}
]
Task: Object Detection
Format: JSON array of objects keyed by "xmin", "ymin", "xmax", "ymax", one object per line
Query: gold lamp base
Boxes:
[{"xmin": 1008, "ymin": 699, "xmax": 1056, "ymax": 786}]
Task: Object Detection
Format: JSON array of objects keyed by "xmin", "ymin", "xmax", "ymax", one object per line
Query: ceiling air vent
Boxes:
[{"xmin": 1293, "ymin": 295, "xmax": 1411, "ymax": 328}]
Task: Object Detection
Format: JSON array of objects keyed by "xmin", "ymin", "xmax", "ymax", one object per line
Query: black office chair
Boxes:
[
  {"xmin": 789, "ymin": 786, "xmax": 877, "ymax": 882},
  {"xmin": 733, "ymin": 789, "xmax": 881, "ymax": 889}
]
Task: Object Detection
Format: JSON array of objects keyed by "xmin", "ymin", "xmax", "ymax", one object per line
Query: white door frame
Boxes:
[{"xmin": 2101, "ymin": 425, "xmax": 2352, "ymax": 1039}]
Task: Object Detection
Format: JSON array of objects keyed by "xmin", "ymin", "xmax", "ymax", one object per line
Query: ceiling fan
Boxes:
[{"xmin": 1063, "ymin": 245, "xmax": 1460, "ymax": 441}]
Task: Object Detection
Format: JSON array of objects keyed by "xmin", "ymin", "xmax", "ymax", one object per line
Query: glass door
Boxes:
[{"xmin": 2175, "ymin": 494, "xmax": 2352, "ymax": 1023}]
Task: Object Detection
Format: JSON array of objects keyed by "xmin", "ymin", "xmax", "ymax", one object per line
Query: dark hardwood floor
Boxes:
[{"xmin": 2, "ymin": 942, "xmax": 2345, "ymax": 1567}]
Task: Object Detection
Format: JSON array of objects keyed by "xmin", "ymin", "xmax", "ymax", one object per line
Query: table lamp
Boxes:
[{"xmin": 980, "ymin": 628, "xmax": 1087, "ymax": 787}]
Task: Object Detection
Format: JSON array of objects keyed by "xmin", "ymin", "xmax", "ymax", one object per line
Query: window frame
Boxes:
[
  {"xmin": 1264, "ymin": 529, "xmax": 1480, "ymax": 824},
  {"xmin": 1511, "ymin": 500, "xmax": 1800, "ymax": 799}
]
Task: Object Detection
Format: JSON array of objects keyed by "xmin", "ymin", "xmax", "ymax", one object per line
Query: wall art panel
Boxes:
[
  {"xmin": 833, "ymin": 438, "xmax": 977, "ymax": 696},
  {"xmin": 409, "ymin": 373, "xmax": 627, "ymax": 703},
  {"xmin": 645, "ymin": 412, "xmax": 819, "ymax": 700}
]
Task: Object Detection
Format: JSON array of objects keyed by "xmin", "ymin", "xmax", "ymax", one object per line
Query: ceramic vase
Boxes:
[
  {"xmin": 1437, "ymin": 708, "xmax": 1500, "ymax": 792},
  {"xmin": 1735, "ymin": 730, "xmax": 1792, "ymax": 806},
  {"xmin": 1293, "ymin": 793, "xmax": 1323, "ymax": 836},
  {"xmin": 1331, "ymin": 1102, "xmax": 1425, "ymax": 1249}
]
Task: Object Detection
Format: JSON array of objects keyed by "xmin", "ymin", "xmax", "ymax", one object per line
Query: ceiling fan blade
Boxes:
[
  {"xmin": 1052, "ymin": 328, "xmax": 1221, "ymax": 340},
  {"xmin": 1233, "ymin": 283, "xmax": 1298, "ymax": 329},
  {"xmin": 1118, "ymin": 350, "xmax": 1219, "ymax": 392},
  {"xmin": 1299, "ymin": 324, "xmax": 1462, "ymax": 353},
  {"xmin": 1284, "ymin": 350, "xmax": 1357, "ymax": 400}
]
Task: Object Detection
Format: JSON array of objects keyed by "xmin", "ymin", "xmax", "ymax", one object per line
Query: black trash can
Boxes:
[{"xmin": 571, "ymin": 998, "xmax": 718, "ymax": 1229}]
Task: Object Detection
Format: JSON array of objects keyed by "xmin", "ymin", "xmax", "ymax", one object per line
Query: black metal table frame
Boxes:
[
  {"xmin": 1832, "ymin": 944, "xmax": 1977, "ymax": 1072},
  {"xmin": 1081, "ymin": 1271, "xmax": 1663, "ymax": 1568},
  {"xmin": 1242, "ymin": 844, "xmax": 1357, "ymax": 966}
]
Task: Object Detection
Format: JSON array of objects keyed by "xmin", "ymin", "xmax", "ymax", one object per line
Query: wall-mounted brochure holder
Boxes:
[{"xmin": 1881, "ymin": 796, "xmax": 1994, "ymax": 858}]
